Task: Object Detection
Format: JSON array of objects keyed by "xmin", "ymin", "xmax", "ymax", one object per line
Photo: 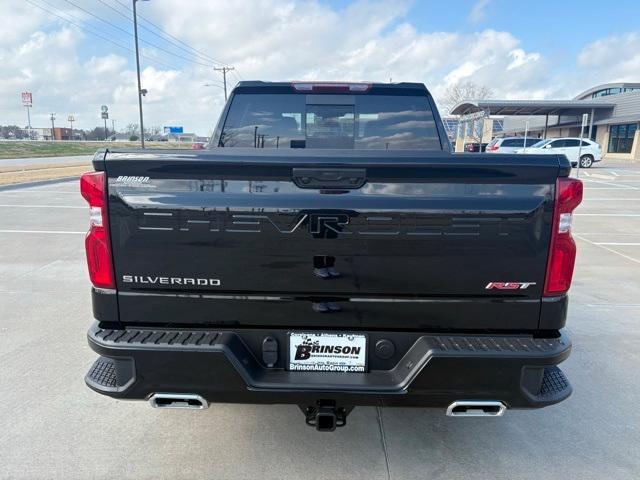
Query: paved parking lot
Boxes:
[{"xmin": 1, "ymin": 163, "xmax": 639, "ymax": 479}]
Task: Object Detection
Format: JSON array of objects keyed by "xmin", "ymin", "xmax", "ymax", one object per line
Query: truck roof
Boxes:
[{"xmin": 232, "ymin": 81, "xmax": 430, "ymax": 95}]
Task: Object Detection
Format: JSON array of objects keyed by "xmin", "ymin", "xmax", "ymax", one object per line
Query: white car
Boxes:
[
  {"xmin": 516, "ymin": 137, "xmax": 602, "ymax": 168},
  {"xmin": 486, "ymin": 137, "xmax": 541, "ymax": 153}
]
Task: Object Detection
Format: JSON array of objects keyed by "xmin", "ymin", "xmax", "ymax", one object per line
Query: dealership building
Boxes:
[{"xmin": 451, "ymin": 82, "xmax": 640, "ymax": 160}]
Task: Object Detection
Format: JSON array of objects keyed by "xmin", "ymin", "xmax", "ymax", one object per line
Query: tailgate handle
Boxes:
[{"xmin": 292, "ymin": 168, "xmax": 366, "ymax": 189}]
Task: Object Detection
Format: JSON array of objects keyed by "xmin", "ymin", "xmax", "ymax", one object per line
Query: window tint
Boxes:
[
  {"xmin": 564, "ymin": 139, "xmax": 580, "ymax": 147},
  {"xmin": 531, "ymin": 139, "xmax": 551, "ymax": 148},
  {"xmin": 581, "ymin": 140, "xmax": 591, "ymax": 146},
  {"xmin": 525, "ymin": 138, "xmax": 540, "ymax": 147},
  {"xmin": 306, "ymin": 104, "xmax": 355, "ymax": 149},
  {"xmin": 219, "ymin": 94, "xmax": 303, "ymax": 148},
  {"xmin": 548, "ymin": 140, "xmax": 564, "ymax": 148},
  {"xmin": 501, "ymin": 138, "xmax": 524, "ymax": 147},
  {"xmin": 219, "ymin": 93, "xmax": 441, "ymax": 150}
]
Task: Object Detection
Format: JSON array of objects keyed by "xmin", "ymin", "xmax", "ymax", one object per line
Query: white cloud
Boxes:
[
  {"xmin": 468, "ymin": 0, "xmax": 491, "ymax": 24},
  {"xmin": 85, "ymin": 55, "xmax": 128, "ymax": 76},
  {"xmin": 0, "ymin": 0, "xmax": 636, "ymax": 135},
  {"xmin": 577, "ymin": 33, "xmax": 640, "ymax": 83},
  {"xmin": 507, "ymin": 49, "xmax": 540, "ymax": 70}
]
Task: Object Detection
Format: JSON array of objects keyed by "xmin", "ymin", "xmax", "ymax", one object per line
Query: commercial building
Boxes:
[
  {"xmin": 166, "ymin": 132, "xmax": 197, "ymax": 143},
  {"xmin": 52, "ymin": 127, "xmax": 73, "ymax": 141},
  {"xmin": 31, "ymin": 128, "xmax": 52, "ymax": 140},
  {"xmin": 451, "ymin": 82, "xmax": 640, "ymax": 160}
]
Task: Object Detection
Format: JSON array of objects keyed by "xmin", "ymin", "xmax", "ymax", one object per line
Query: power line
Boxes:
[
  {"xmin": 94, "ymin": 0, "xmax": 221, "ymax": 67},
  {"xmin": 25, "ymin": 0, "xmax": 185, "ymax": 71},
  {"xmin": 106, "ymin": 0, "xmax": 230, "ymax": 68},
  {"xmin": 99, "ymin": 0, "xmax": 245, "ymax": 80},
  {"xmin": 230, "ymin": 69, "xmax": 243, "ymax": 83},
  {"xmin": 27, "ymin": 0, "xmax": 131, "ymax": 52},
  {"xmin": 60, "ymin": 0, "xmax": 216, "ymax": 68}
]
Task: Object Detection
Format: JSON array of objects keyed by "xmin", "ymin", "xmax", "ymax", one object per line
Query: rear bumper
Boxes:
[{"xmin": 86, "ymin": 321, "xmax": 572, "ymax": 409}]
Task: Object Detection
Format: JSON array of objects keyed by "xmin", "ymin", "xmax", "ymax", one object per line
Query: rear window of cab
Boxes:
[{"xmin": 219, "ymin": 93, "xmax": 441, "ymax": 150}]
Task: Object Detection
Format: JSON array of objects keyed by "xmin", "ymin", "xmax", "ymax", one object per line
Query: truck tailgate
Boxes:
[{"xmin": 100, "ymin": 150, "xmax": 565, "ymax": 330}]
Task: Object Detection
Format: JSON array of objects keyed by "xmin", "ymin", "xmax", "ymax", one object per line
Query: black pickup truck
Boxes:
[{"xmin": 83, "ymin": 81, "xmax": 582, "ymax": 431}]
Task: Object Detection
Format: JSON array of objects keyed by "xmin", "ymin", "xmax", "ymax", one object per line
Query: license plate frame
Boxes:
[{"xmin": 288, "ymin": 332, "xmax": 368, "ymax": 373}]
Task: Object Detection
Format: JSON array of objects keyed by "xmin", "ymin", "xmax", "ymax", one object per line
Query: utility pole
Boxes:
[
  {"xmin": 132, "ymin": 0, "xmax": 147, "ymax": 148},
  {"xmin": 50, "ymin": 113, "xmax": 56, "ymax": 141},
  {"xmin": 214, "ymin": 66, "xmax": 235, "ymax": 101}
]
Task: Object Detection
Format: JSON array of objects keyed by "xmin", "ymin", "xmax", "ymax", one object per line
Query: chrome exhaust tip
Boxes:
[
  {"xmin": 149, "ymin": 393, "xmax": 208, "ymax": 410},
  {"xmin": 446, "ymin": 401, "xmax": 506, "ymax": 417}
]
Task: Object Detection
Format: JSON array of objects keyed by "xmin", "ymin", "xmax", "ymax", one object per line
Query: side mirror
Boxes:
[{"xmin": 544, "ymin": 144, "xmax": 552, "ymax": 149}]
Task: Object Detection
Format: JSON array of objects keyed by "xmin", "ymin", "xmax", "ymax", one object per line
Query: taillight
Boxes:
[
  {"xmin": 291, "ymin": 82, "xmax": 371, "ymax": 93},
  {"xmin": 488, "ymin": 144, "xmax": 499, "ymax": 151},
  {"xmin": 80, "ymin": 171, "xmax": 115, "ymax": 289},
  {"xmin": 543, "ymin": 177, "xmax": 583, "ymax": 296}
]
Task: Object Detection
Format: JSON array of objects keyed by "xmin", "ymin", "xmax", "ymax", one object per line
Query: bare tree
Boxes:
[
  {"xmin": 440, "ymin": 82, "xmax": 493, "ymax": 115},
  {"xmin": 438, "ymin": 82, "xmax": 494, "ymax": 150},
  {"xmin": 125, "ymin": 123, "xmax": 139, "ymax": 136}
]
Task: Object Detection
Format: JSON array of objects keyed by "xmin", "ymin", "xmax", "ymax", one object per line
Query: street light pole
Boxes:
[{"xmin": 133, "ymin": 0, "xmax": 146, "ymax": 148}]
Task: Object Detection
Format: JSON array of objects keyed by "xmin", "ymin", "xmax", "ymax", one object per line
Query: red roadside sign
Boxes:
[{"xmin": 21, "ymin": 92, "xmax": 32, "ymax": 107}]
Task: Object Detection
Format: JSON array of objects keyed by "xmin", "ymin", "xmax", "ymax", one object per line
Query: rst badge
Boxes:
[{"xmin": 485, "ymin": 282, "xmax": 536, "ymax": 290}]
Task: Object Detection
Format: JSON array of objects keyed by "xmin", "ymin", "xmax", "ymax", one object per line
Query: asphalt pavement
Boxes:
[
  {"xmin": 0, "ymin": 154, "xmax": 93, "ymax": 168},
  {"xmin": 0, "ymin": 164, "xmax": 639, "ymax": 479}
]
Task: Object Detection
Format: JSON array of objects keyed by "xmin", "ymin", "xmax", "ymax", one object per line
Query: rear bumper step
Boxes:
[{"xmin": 85, "ymin": 321, "xmax": 572, "ymax": 409}]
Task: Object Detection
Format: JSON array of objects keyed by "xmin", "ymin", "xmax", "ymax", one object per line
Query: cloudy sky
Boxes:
[{"xmin": 1, "ymin": 0, "xmax": 639, "ymax": 135}]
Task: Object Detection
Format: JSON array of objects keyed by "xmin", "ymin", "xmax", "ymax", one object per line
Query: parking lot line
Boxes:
[
  {"xmin": 0, "ymin": 204, "xmax": 84, "ymax": 209},
  {"xmin": 575, "ymin": 214, "xmax": 640, "ymax": 218},
  {"xmin": 0, "ymin": 229, "xmax": 85, "ymax": 234},
  {"xmin": 573, "ymin": 213, "xmax": 640, "ymax": 217},
  {"xmin": 576, "ymin": 232, "xmax": 640, "ymax": 235},
  {"xmin": 0, "ymin": 190, "xmax": 78, "ymax": 194},
  {"xmin": 574, "ymin": 234, "xmax": 640, "ymax": 264},
  {"xmin": 583, "ymin": 303, "xmax": 640, "ymax": 307},
  {"xmin": 593, "ymin": 242, "xmax": 640, "ymax": 246},
  {"xmin": 582, "ymin": 179, "xmax": 639, "ymax": 190}
]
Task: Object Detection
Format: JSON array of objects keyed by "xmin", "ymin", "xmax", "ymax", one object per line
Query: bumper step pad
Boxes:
[
  {"xmin": 85, "ymin": 353, "xmax": 135, "ymax": 394},
  {"xmin": 538, "ymin": 366, "xmax": 571, "ymax": 401},
  {"xmin": 87, "ymin": 358, "xmax": 117, "ymax": 388}
]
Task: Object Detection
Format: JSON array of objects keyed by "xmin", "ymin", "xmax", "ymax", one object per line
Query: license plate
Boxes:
[{"xmin": 288, "ymin": 332, "xmax": 367, "ymax": 372}]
